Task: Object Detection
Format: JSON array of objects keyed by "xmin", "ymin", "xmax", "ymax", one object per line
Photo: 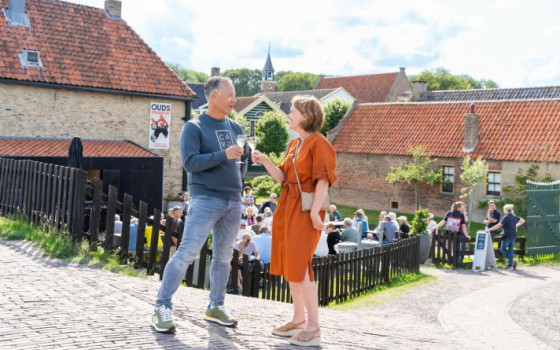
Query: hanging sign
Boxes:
[{"xmin": 149, "ymin": 102, "xmax": 171, "ymax": 149}]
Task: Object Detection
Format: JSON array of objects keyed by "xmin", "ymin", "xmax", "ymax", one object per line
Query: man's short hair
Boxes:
[
  {"xmin": 256, "ymin": 215, "xmax": 263, "ymax": 223},
  {"xmin": 172, "ymin": 206, "xmax": 182, "ymax": 213},
  {"xmin": 259, "ymin": 226, "xmax": 269, "ymax": 234},
  {"xmin": 343, "ymin": 218, "xmax": 353, "ymax": 226},
  {"xmin": 115, "ymin": 214, "xmax": 120, "ymax": 221},
  {"xmin": 270, "ymin": 193, "xmax": 277, "ymax": 199},
  {"xmin": 503, "ymin": 204, "xmax": 514, "ymax": 213},
  {"xmin": 291, "ymin": 95, "xmax": 325, "ymax": 133},
  {"xmin": 488, "ymin": 200, "xmax": 495, "ymax": 204},
  {"xmin": 204, "ymin": 76, "xmax": 233, "ymax": 101},
  {"xmin": 329, "ymin": 204, "xmax": 336, "ymax": 210},
  {"xmin": 240, "ymin": 219, "xmax": 248, "ymax": 226}
]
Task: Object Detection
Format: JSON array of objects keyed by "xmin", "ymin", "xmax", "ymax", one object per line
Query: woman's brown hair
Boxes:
[{"xmin": 291, "ymin": 95, "xmax": 325, "ymax": 133}]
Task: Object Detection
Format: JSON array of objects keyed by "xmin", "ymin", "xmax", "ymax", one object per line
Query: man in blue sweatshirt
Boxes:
[{"xmin": 151, "ymin": 76, "xmax": 249, "ymax": 332}]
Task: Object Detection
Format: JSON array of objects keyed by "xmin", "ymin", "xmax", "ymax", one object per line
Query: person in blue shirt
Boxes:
[
  {"xmin": 326, "ymin": 205, "xmax": 343, "ymax": 222},
  {"xmin": 251, "ymin": 226, "xmax": 272, "ymax": 263},
  {"xmin": 483, "ymin": 200, "xmax": 501, "ymax": 236},
  {"xmin": 485, "ymin": 204, "xmax": 525, "ymax": 270}
]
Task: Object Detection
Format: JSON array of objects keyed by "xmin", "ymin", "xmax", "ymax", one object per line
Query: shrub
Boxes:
[{"xmin": 411, "ymin": 209, "xmax": 430, "ymax": 235}]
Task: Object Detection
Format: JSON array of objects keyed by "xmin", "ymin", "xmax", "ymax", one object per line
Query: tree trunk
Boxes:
[{"xmin": 415, "ymin": 183, "xmax": 420, "ymax": 210}]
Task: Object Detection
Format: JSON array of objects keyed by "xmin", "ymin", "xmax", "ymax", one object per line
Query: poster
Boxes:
[{"xmin": 149, "ymin": 102, "xmax": 171, "ymax": 149}]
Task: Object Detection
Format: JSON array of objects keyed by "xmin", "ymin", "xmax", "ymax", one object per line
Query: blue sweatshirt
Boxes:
[{"xmin": 180, "ymin": 113, "xmax": 248, "ymax": 201}]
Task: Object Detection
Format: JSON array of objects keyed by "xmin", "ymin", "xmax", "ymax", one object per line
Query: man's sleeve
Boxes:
[{"xmin": 181, "ymin": 122, "xmax": 227, "ymax": 172}]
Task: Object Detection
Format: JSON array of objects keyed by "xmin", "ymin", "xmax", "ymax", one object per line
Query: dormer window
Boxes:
[{"xmin": 18, "ymin": 50, "xmax": 42, "ymax": 67}]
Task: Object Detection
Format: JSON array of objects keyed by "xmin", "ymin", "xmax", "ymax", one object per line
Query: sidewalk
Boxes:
[{"xmin": 1, "ymin": 239, "xmax": 558, "ymax": 349}]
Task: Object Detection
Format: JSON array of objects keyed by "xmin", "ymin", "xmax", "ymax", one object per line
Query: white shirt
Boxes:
[
  {"xmin": 237, "ymin": 228, "xmax": 256, "ymax": 240},
  {"xmin": 314, "ymin": 231, "xmax": 329, "ymax": 257}
]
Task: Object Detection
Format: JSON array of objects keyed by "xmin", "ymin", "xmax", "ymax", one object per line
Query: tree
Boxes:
[
  {"xmin": 227, "ymin": 111, "xmax": 249, "ymax": 135},
  {"xmin": 321, "ymin": 98, "xmax": 351, "ymax": 135},
  {"xmin": 386, "ymin": 146, "xmax": 442, "ymax": 210},
  {"xmin": 167, "ymin": 63, "xmax": 209, "ymax": 83},
  {"xmin": 277, "ymin": 72, "xmax": 320, "ymax": 92},
  {"xmin": 460, "ymin": 156, "xmax": 488, "ymax": 226},
  {"xmin": 222, "ymin": 68, "xmax": 262, "ymax": 96},
  {"xmin": 409, "ymin": 67, "xmax": 499, "ymax": 91},
  {"xmin": 256, "ymin": 111, "xmax": 289, "ymax": 155}
]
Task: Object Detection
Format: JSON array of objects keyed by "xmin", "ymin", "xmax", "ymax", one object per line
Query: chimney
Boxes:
[
  {"xmin": 6, "ymin": 0, "xmax": 29, "ymax": 27},
  {"xmin": 211, "ymin": 67, "xmax": 220, "ymax": 77},
  {"xmin": 411, "ymin": 80, "xmax": 427, "ymax": 101},
  {"xmin": 463, "ymin": 103, "xmax": 480, "ymax": 153},
  {"xmin": 104, "ymin": 0, "xmax": 122, "ymax": 19}
]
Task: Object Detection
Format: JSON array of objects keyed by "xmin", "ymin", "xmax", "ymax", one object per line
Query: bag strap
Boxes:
[{"xmin": 291, "ymin": 139, "xmax": 304, "ymax": 197}]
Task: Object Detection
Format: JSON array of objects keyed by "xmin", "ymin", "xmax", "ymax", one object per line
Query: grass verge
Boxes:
[
  {"xmin": 326, "ymin": 272, "xmax": 435, "ymax": 310},
  {"xmin": 0, "ymin": 216, "xmax": 142, "ymax": 277}
]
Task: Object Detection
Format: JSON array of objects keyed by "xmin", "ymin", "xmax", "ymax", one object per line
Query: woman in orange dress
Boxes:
[{"xmin": 252, "ymin": 95, "xmax": 337, "ymax": 347}]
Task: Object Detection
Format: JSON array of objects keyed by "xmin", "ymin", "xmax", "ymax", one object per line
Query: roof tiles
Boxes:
[
  {"xmin": 0, "ymin": 0, "xmax": 193, "ymax": 98},
  {"xmin": 333, "ymin": 100, "xmax": 560, "ymax": 163},
  {"xmin": 418, "ymin": 86, "xmax": 560, "ymax": 102},
  {"xmin": 315, "ymin": 72, "xmax": 399, "ymax": 103},
  {"xmin": 0, "ymin": 137, "xmax": 158, "ymax": 157}
]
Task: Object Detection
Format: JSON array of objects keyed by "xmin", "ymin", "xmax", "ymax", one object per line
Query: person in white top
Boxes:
[
  {"xmin": 262, "ymin": 208, "xmax": 273, "ymax": 231},
  {"xmin": 313, "ymin": 230, "xmax": 329, "ymax": 257},
  {"xmin": 237, "ymin": 219, "xmax": 256, "ymax": 239},
  {"xmin": 428, "ymin": 213, "xmax": 438, "ymax": 234}
]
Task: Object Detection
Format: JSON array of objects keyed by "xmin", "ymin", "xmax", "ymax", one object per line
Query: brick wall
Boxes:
[
  {"xmin": 0, "ymin": 83, "xmax": 186, "ymax": 201},
  {"xmin": 331, "ymin": 152, "xmax": 508, "ymax": 220}
]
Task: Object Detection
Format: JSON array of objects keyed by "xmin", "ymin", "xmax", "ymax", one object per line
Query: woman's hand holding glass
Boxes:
[{"xmin": 251, "ymin": 149, "xmax": 269, "ymax": 166}]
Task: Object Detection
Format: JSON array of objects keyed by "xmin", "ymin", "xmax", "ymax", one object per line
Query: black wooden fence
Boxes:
[
  {"xmin": 430, "ymin": 230, "xmax": 526, "ymax": 268},
  {"xmin": 1, "ymin": 157, "xmax": 421, "ymax": 306}
]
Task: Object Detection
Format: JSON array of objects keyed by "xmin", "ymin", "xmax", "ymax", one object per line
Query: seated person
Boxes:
[
  {"xmin": 397, "ymin": 216, "xmax": 410, "ymax": 239},
  {"xmin": 381, "ymin": 216, "xmax": 397, "ymax": 244},
  {"xmin": 374, "ymin": 211, "xmax": 387, "ymax": 232},
  {"xmin": 340, "ymin": 218, "xmax": 360, "ymax": 244},
  {"xmin": 237, "ymin": 219, "xmax": 256, "ymax": 239},
  {"xmin": 326, "ymin": 204, "xmax": 343, "ymax": 222},
  {"xmin": 252, "ymin": 226, "xmax": 272, "ymax": 263},
  {"xmin": 243, "ymin": 206, "xmax": 258, "ymax": 226},
  {"xmin": 259, "ymin": 193, "xmax": 277, "ymax": 214},
  {"xmin": 326, "ymin": 223, "xmax": 341, "ymax": 255},
  {"xmin": 314, "ymin": 230, "xmax": 329, "ymax": 257},
  {"xmin": 262, "ymin": 208, "xmax": 273, "ymax": 231},
  {"xmin": 428, "ymin": 213, "xmax": 438, "ymax": 234},
  {"xmin": 251, "ymin": 215, "xmax": 263, "ymax": 236},
  {"xmin": 234, "ymin": 233, "xmax": 260, "ymax": 290},
  {"xmin": 388, "ymin": 212, "xmax": 399, "ymax": 231},
  {"xmin": 114, "ymin": 214, "xmax": 123, "ymax": 234},
  {"xmin": 128, "ymin": 217, "xmax": 139, "ymax": 252},
  {"xmin": 144, "ymin": 216, "xmax": 164, "ymax": 261},
  {"xmin": 353, "ymin": 211, "xmax": 368, "ymax": 239}
]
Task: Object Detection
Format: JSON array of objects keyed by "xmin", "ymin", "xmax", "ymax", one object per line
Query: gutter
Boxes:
[{"xmin": 0, "ymin": 78, "xmax": 194, "ymax": 102}]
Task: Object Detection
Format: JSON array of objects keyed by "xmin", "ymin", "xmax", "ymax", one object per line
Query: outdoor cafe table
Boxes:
[{"xmin": 330, "ymin": 221, "xmax": 345, "ymax": 229}]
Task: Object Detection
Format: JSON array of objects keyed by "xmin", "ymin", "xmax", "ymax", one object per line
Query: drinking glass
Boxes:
[
  {"xmin": 247, "ymin": 136, "xmax": 258, "ymax": 165},
  {"xmin": 236, "ymin": 135, "xmax": 246, "ymax": 164}
]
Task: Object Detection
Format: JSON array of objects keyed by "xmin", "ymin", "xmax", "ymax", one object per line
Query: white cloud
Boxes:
[{"xmin": 64, "ymin": 0, "xmax": 560, "ymax": 87}]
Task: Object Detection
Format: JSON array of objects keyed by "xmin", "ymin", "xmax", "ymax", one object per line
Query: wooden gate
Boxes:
[{"xmin": 526, "ymin": 180, "xmax": 560, "ymax": 256}]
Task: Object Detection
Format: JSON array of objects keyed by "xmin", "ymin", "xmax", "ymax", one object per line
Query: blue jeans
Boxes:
[
  {"xmin": 156, "ymin": 195, "xmax": 242, "ymax": 309},
  {"xmin": 501, "ymin": 238, "xmax": 515, "ymax": 267}
]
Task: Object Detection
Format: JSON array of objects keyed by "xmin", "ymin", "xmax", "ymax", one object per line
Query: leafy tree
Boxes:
[
  {"xmin": 256, "ymin": 111, "xmax": 289, "ymax": 155},
  {"xmin": 321, "ymin": 98, "xmax": 351, "ymax": 135},
  {"xmin": 460, "ymin": 156, "xmax": 488, "ymax": 226},
  {"xmin": 222, "ymin": 68, "xmax": 262, "ymax": 96},
  {"xmin": 277, "ymin": 72, "xmax": 320, "ymax": 92},
  {"xmin": 227, "ymin": 111, "xmax": 249, "ymax": 135},
  {"xmin": 409, "ymin": 67, "xmax": 499, "ymax": 91},
  {"xmin": 386, "ymin": 146, "xmax": 441, "ymax": 210},
  {"xmin": 167, "ymin": 63, "xmax": 209, "ymax": 83},
  {"xmin": 250, "ymin": 175, "xmax": 282, "ymax": 197}
]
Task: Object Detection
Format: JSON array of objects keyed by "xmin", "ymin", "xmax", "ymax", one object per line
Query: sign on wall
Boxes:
[{"xmin": 149, "ymin": 102, "xmax": 172, "ymax": 149}]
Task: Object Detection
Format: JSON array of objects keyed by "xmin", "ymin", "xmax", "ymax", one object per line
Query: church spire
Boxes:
[{"xmin": 262, "ymin": 43, "xmax": 275, "ymax": 81}]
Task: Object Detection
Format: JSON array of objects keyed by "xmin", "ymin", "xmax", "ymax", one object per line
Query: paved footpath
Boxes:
[{"xmin": 1, "ymin": 239, "xmax": 559, "ymax": 350}]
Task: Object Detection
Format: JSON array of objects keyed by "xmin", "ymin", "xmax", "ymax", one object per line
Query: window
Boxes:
[
  {"xmin": 390, "ymin": 200, "xmax": 399, "ymax": 211},
  {"xmin": 442, "ymin": 166, "xmax": 454, "ymax": 193},
  {"xmin": 18, "ymin": 50, "xmax": 42, "ymax": 67},
  {"xmin": 487, "ymin": 171, "xmax": 501, "ymax": 196},
  {"xmin": 250, "ymin": 121, "xmax": 256, "ymax": 137}
]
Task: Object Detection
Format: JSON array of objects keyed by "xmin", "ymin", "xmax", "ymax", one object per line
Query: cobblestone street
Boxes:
[{"xmin": 1, "ymin": 239, "xmax": 559, "ymax": 350}]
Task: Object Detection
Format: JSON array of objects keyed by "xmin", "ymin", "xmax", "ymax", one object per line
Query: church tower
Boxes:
[{"xmin": 261, "ymin": 44, "xmax": 276, "ymax": 93}]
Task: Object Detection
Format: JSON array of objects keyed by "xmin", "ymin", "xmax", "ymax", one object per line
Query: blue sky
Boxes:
[{"xmin": 69, "ymin": 0, "xmax": 560, "ymax": 88}]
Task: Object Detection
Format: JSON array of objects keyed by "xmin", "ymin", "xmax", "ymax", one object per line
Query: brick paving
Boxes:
[{"xmin": 0, "ymin": 239, "xmax": 559, "ymax": 350}]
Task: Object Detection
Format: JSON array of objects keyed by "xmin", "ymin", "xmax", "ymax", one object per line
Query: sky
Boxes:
[{"xmin": 68, "ymin": 0, "xmax": 560, "ymax": 88}]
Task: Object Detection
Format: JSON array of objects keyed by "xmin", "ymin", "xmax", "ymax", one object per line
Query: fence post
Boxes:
[
  {"xmin": 88, "ymin": 178, "xmax": 103, "ymax": 248},
  {"xmin": 104, "ymin": 185, "xmax": 118, "ymax": 250},
  {"xmin": 135, "ymin": 201, "xmax": 148, "ymax": 267},
  {"xmin": 147, "ymin": 209, "xmax": 162, "ymax": 275},
  {"xmin": 120, "ymin": 194, "xmax": 133, "ymax": 263},
  {"xmin": 158, "ymin": 217, "xmax": 174, "ymax": 280},
  {"xmin": 71, "ymin": 170, "xmax": 86, "ymax": 242}
]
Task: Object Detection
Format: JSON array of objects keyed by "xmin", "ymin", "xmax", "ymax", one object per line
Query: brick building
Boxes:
[
  {"xmin": 0, "ymin": 0, "xmax": 195, "ymax": 205},
  {"xmin": 328, "ymin": 99, "xmax": 560, "ymax": 221}
]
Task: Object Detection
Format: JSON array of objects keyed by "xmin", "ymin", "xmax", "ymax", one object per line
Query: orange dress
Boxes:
[{"xmin": 271, "ymin": 133, "xmax": 337, "ymax": 282}]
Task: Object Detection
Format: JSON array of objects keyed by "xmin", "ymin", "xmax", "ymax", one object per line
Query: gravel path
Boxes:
[{"xmin": 1, "ymin": 238, "xmax": 558, "ymax": 349}]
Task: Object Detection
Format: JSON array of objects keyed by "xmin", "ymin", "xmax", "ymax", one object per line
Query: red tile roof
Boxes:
[
  {"xmin": 332, "ymin": 100, "xmax": 560, "ymax": 163},
  {"xmin": 0, "ymin": 0, "xmax": 193, "ymax": 98},
  {"xmin": 315, "ymin": 72, "xmax": 399, "ymax": 103},
  {"xmin": 0, "ymin": 138, "xmax": 158, "ymax": 157},
  {"xmin": 234, "ymin": 96, "xmax": 260, "ymax": 112}
]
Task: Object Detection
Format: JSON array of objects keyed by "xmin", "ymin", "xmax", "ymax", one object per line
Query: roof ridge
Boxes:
[
  {"xmin": 428, "ymin": 86, "xmax": 560, "ymax": 93},
  {"xmin": 320, "ymin": 72, "xmax": 399, "ymax": 80},
  {"xmin": 357, "ymin": 98, "xmax": 560, "ymax": 106}
]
